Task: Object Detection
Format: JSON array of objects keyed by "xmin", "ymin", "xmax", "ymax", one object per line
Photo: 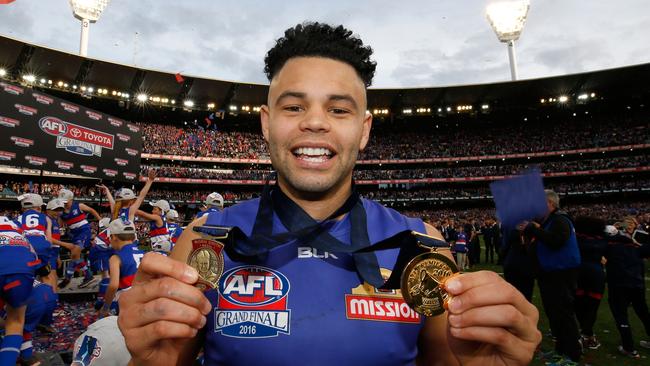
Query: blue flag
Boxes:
[{"xmin": 490, "ymin": 167, "xmax": 547, "ymax": 231}]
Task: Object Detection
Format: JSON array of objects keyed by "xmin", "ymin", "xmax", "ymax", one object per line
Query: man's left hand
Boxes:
[{"xmin": 444, "ymin": 271, "xmax": 541, "ymax": 365}]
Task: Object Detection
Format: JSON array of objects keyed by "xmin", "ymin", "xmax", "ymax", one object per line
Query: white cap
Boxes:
[
  {"xmin": 72, "ymin": 316, "xmax": 130, "ymax": 366},
  {"xmin": 167, "ymin": 209, "xmax": 179, "ymax": 220},
  {"xmin": 115, "ymin": 188, "xmax": 136, "ymax": 201},
  {"xmin": 58, "ymin": 188, "xmax": 74, "ymax": 201},
  {"xmin": 604, "ymin": 225, "xmax": 619, "ymax": 236},
  {"xmin": 205, "ymin": 192, "xmax": 224, "ymax": 208},
  {"xmin": 98, "ymin": 217, "xmax": 111, "ymax": 229},
  {"xmin": 108, "ymin": 218, "xmax": 136, "ymax": 235},
  {"xmin": 46, "ymin": 198, "xmax": 66, "ymax": 210},
  {"xmin": 18, "ymin": 193, "xmax": 44, "ymax": 208},
  {"xmin": 149, "ymin": 199, "xmax": 170, "ymax": 213}
]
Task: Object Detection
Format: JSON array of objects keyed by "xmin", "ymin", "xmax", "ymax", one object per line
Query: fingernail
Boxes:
[
  {"xmin": 448, "ymin": 297, "xmax": 462, "ymax": 313},
  {"xmin": 202, "ymin": 301, "xmax": 212, "ymax": 315},
  {"xmin": 445, "ymin": 278, "xmax": 461, "ymax": 293},
  {"xmin": 199, "ymin": 316, "xmax": 207, "ymax": 328},
  {"xmin": 450, "ymin": 326, "xmax": 461, "ymax": 337},
  {"xmin": 183, "ymin": 267, "xmax": 198, "ymax": 282}
]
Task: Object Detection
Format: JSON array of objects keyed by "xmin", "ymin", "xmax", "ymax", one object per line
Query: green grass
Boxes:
[{"xmin": 467, "ymin": 258, "xmax": 650, "ymax": 365}]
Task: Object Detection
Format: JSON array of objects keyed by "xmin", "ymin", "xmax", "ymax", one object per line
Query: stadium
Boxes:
[{"xmin": 0, "ymin": 1, "xmax": 648, "ymax": 365}]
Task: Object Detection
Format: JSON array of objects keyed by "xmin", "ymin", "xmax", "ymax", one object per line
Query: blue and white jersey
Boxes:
[{"xmin": 202, "ymin": 198, "xmax": 426, "ymax": 366}]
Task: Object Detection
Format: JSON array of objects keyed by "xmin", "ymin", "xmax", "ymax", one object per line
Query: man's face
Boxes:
[
  {"xmin": 197, "ymin": 253, "xmax": 210, "ymax": 273},
  {"xmin": 261, "ymin": 57, "xmax": 372, "ymax": 198}
]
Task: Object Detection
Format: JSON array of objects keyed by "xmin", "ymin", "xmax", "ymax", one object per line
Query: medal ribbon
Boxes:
[{"xmin": 194, "ymin": 173, "xmax": 448, "ymax": 289}]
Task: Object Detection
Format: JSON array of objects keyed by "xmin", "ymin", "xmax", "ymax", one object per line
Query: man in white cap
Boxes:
[
  {"xmin": 89, "ymin": 218, "xmax": 114, "ymax": 312},
  {"xmin": 166, "ymin": 209, "xmax": 184, "ymax": 249},
  {"xmin": 100, "ymin": 218, "xmax": 143, "ymax": 317},
  {"xmin": 15, "ymin": 194, "xmax": 53, "ymax": 285},
  {"xmin": 71, "ymin": 316, "xmax": 130, "ymax": 366},
  {"xmin": 195, "ymin": 192, "xmax": 223, "ymax": 219},
  {"xmin": 58, "ymin": 189, "xmax": 101, "ymax": 289},
  {"xmin": 136, "ymin": 200, "xmax": 172, "ymax": 254}
]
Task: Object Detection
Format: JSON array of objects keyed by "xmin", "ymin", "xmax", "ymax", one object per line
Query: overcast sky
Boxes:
[{"xmin": 0, "ymin": 0, "xmax": 649, "ymax": 88}]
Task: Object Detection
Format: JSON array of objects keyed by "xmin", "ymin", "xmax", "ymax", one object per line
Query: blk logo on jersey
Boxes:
[
  {"xmin": 215, "ymin": 266, "xmax": 291, "ymax": 338},
  {"xmin": 345, "ymin": 268, "xmax": 421, "ymax": 323}
]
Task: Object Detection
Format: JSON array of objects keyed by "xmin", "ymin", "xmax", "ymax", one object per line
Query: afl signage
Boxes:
[
  {"xmin": 215, "ymin": 266, "xmax": 291, "ymax": 338},
  {"xmin": 39, "ymin": 116, "xmax": 114, "ymax": 157}
]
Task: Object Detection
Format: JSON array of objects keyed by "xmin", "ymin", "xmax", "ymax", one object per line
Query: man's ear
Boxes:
[
  {"xmin": 260, "ymin": 105, "xmax": 270, "ymax": 143},
  {"xmin": 359, "ymin": 111, "xmax": 373, "ymax": 151}
]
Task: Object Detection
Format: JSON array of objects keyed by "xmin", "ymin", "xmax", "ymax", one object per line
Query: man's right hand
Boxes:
[{"xmin": 118, "ymin": 252, "xmax": 211, "ymax": 366}]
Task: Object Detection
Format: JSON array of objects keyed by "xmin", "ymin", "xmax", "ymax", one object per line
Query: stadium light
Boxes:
[
  {"xmin": 22, "ymin": 74, "xmax": 36, "ymax": 83},
  {"xmin": 486, "ymin": 0, "xmax": 530, "ymax": 81},
  {"xmin": 68, "ymin": 0, "xmax": 111, "ymax": 57},
  {"xmin": 0, "ymin": 68, "xmax": 6, "ymax": 77},
  {"xmin": 183, "ymin": 100, "xmax": 194, "ymax": 108},
  {"xmin": 136, "ymin": 93, "xmax": 148, "ymax": 102},
  {"xmin": 558, "ymin": 95, "xmax": 568, "ymax": 103}
]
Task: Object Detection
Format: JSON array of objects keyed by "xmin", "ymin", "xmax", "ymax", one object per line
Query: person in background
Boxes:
[
  {"xmin": 58, "ymin": 189, "xmax": 100, "ymax": 289},
  {"xmin": 573, "ymin": 216, "xmax": 607, "ymax": 351},
  {"xmin": 195, "ymin": 192, "xmax": 224, "ymax": 219}
]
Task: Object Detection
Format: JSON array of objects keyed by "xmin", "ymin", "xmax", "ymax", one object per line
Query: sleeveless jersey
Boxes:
[
  {"xmin": 0, "ymin": 222, "xmax": 39, "ymax": 275},
  {"xmin": 202, "ymin": 198, "xmax": 426, "ymax": 366},
  {"xmin": 50, "ymin": 218, "xmax": 61, "ymax": 248},
  {"xmin": 18, "ymin": 209, "xmax": 48, "ymax": 237},
  {"xmin": 114, "ymin": 243, "xmax": 144, "ymax": 290},
  {"xmin": 453, "ymin": 232, "xmax": 468, "ymax": 253},
  {"xmin": 117, "ymin": 207, "xmax": 130, "ymax": 221},
  {"xmin": 196, "ymin": 207, "xmax": 219, "ymax": 219},
  {"xmin": 149, "ymin": 214, "xmax": 171, "ymax": 251},
  {"xmin": 17, "ymin": 209, "xmax": 51, "ymax": 262},
  {"xmin": 169, "ymin": 223, "xmax": 183, "ymax": 244},
  {"xmin": 61, "ymin": 202, "xmax": 89, "ymax": 231}
]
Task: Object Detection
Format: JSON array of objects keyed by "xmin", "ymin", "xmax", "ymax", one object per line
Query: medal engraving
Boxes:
[
  {"xmin": 188, "ymin": 239, "xmax": 225, "ymax": 291},
  {"xmin": 401, "ymin": 252, "xmax": 458, "ymax": 317}
]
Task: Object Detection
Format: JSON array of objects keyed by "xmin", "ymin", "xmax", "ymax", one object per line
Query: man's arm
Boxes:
[
  {"xmin": 525, "ymin": 215, "xmax": 570, "ymax": 249},
  {"xmin": 118, "ymin": 215, "xmax": 210, "ymax": 366},
  {"xmin": 80, "ymin": 203, "xmax": 101, "ymax": 221},
  {"xmin": 416, "ymin": 223, "xmax": 460, "ymax": 366},
  {"xmin": 130, "ymin": 170, "xmax": 156, "ymax": 221},
  {"xmin": 97, "ymin": 184, "xmax": 116, "ymax": 214},
  {"xmin": 135, "ymin": 210, "xmax": 163, "ymax": 227},
  {"xmin": 101, "ymin": 255, "xmax": 121, "ymax": 317}
]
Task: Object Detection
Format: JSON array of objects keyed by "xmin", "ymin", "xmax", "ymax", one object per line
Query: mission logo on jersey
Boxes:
[
  {"xmin": 215, "ymin": 265, "xmax": 291, "ymax": 338},
  {"xmin": 345, "ymin": 268, "xmax": 421, "ymax": 323}
]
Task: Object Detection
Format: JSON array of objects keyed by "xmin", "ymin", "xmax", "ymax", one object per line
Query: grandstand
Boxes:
[{"xmin": 0, "ymin": 34, "xmax": 647, "ymax": 219}]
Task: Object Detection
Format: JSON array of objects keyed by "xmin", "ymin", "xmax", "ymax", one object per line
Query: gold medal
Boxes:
[
  {"xmin": 401, "ymin": 250, "xmax": 458, "ymax": 317},
  {"xmin": 188, "ymin": 226, "xmax": 228, "ymax": 291}
]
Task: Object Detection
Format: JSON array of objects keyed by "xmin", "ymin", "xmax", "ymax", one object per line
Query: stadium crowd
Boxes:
[{"xmin": 136, "ymin": 118, "xmax": 648, "ymax": 160}]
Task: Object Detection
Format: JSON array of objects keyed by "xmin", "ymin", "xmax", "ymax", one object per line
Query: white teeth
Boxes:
[{"xmin": 293, "ymin": 147, "xmax": 332, "ymax": 156}]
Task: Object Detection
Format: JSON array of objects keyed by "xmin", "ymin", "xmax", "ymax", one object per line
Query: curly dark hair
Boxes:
[{"xmin": 264, "ymin": 22, "xmax": 377, "ymax": 87}]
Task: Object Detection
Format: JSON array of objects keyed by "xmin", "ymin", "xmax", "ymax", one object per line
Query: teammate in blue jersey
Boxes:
[
  {"xmin": 166, "ymin": 209, "xmax": 183, "ymax": 249},
  {"xmin": 45, "ymin": 198, "xmax": 83, "ymax": 288},
  {"xmin": 136, "ymin": 200, "xmax": 172, "ymax": 254},
  {"xmin": 194, "ymin": 192, "xmax": 223, "ymax": 219},
  {"xmin": 99, "ymin": 218, "xmax": 144, "ymax": 318},
  {"xmin": 58, "ymin": 189, "xmax": 100, "ymax": 289},
  {"xmin": 16, "ymin": 194, "xmax": 54, "ymax": 286},
  {"xmin": 89, "ymin": 218, "xmax": 116, "ymax": 312},
  {"xmin": 0, "ymin": 216, "xmax": 37, "ymax": 366},
  {"xmin": 118, "ymin": 22, "xmax": 541, "ymax": 366},
  {"xmin": 97, "ymin": 170, "xmax": 157, "ymax": 222}
]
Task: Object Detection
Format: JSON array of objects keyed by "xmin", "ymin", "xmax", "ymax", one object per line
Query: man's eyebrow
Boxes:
[
  {"xmin": 328, "ymin": 94, "xmax": 358, "ymax": 110},
  {"xmin": 275, "ymin": 91, "xmax": 306, "ymax": 106}
]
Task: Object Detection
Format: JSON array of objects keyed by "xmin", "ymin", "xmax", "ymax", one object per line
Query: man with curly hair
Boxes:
[{"xmin": 118, "ymin": 22, "xmax": 541, "ymax": 365}]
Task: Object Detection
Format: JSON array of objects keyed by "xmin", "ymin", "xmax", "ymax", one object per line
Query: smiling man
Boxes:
[{"xmin": 118, "ymin": 22, "xmax": 541, "ymax": 366}]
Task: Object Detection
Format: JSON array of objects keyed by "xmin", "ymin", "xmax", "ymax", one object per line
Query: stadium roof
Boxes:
[{"xmin": 1, "ymin": 34, "xmax": 649, "ymax": 111}]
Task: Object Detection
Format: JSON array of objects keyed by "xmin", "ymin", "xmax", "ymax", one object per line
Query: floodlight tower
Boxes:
[
  {"xmin": 486, "ymin": 0, "xmax": 530, "ymax": 81},
  {"xmin": 69, "ymin": 0, "xmax": 111, "ymax": 57}
]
